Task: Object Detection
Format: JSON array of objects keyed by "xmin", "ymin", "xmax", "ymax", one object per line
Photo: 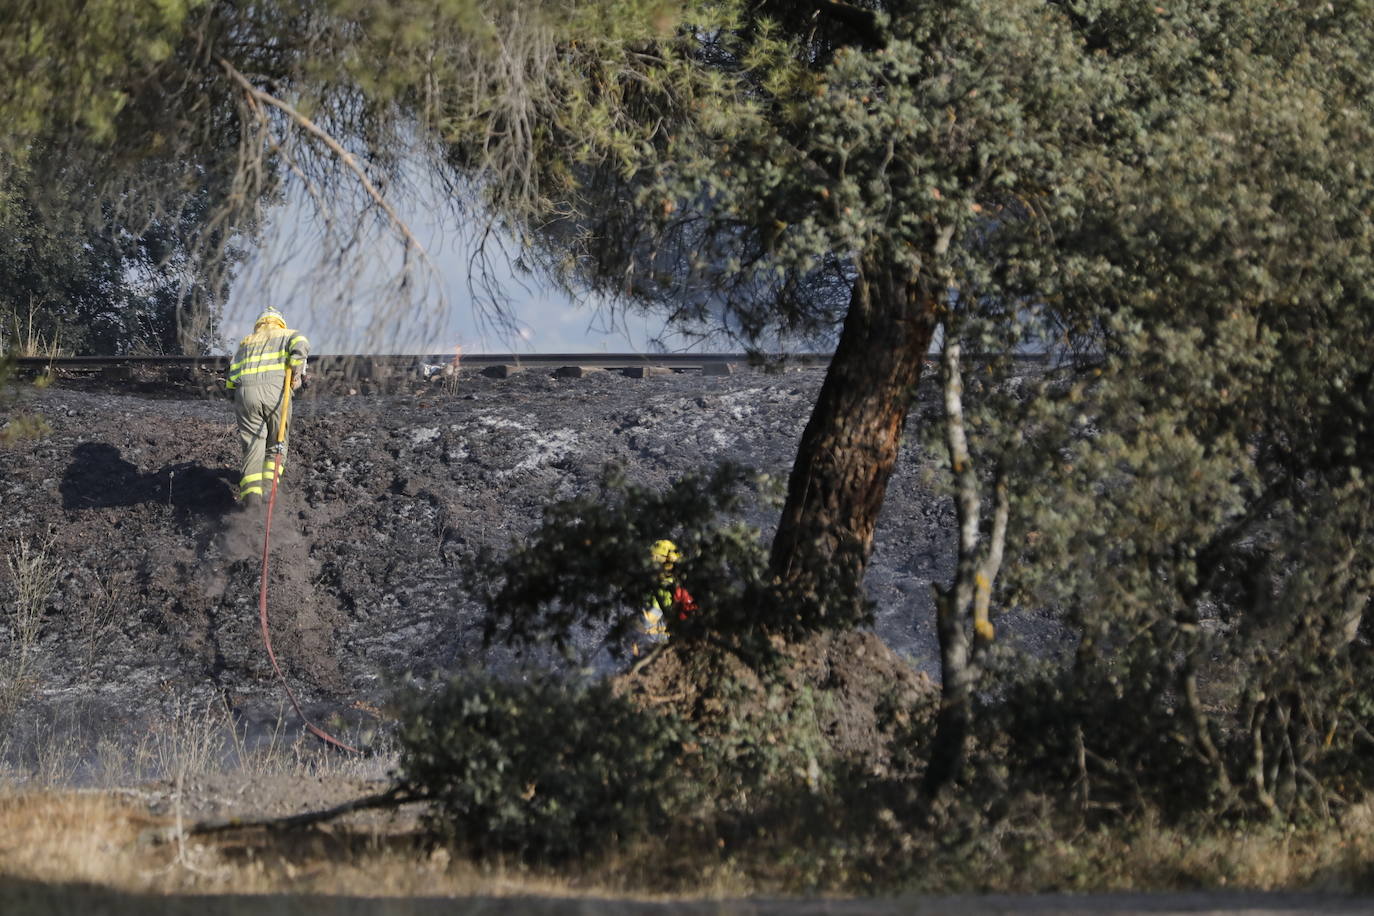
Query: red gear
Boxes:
[{"xmin": 672, "ymin": 586, "xmax": 697, "ymax": 620}]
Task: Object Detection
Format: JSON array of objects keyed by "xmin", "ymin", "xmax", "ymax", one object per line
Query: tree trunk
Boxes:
[
  {"xmin": 924, "ymin": 588, "xmax": 975, "ymax": 798},
  {"xmin": 768, "ymin": 254, "xmax": 938, "ymax": 627}
]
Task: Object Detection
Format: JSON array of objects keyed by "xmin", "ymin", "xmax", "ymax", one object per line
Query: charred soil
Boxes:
[{"xmin": 0, "ymin": 364, "xmax": 1046, "ymax": 808}]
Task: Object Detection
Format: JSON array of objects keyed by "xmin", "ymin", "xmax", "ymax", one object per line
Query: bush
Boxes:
[
  {"xmin": 398, "ymin": 674, "xmax": 691, "ymax": 863},
  {"xmin": 972, "ymin": 661, "xmax": 1216, "ymax": 820},
  {"xmin": 469, "ymin": 462, "xmax": 799, "ymax": 657}
]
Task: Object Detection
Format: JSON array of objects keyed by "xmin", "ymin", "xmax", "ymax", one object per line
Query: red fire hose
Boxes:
[{"xmin": 258, "ymin": 367, "xmax": 358, "ymax": 753}]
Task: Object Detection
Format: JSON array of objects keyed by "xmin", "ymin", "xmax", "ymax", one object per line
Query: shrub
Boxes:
[
  {"xmin": 398, "ymin": 674, "xmax": 691, "ymax": 863},
  {"xmin": 469, "ymin": 462, "xmax": 806, "ymax": 658},
  {"xmin": 2, "ymin": 535, "xmax": 60, "ymax": 698},
  {"xmin": 972, "ymin": 660, "xmax": 1216, "ymax": 821}
]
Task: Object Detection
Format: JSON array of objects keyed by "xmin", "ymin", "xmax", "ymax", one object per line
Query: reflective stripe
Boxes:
[
  {"xmin": 643, "ymin": 607, "xmax": 666, "ymax": 635},
  {"xmin": 230, "ymin": 349, "xmax": 292, "ymax": 372},
  {"xmin": 244, "ymin": 465, "xmax": 286, "ymax": 492},
  {"xmin": 229, "ymin": 362, "xmax": 291, "ymax": 383},
  {"xmin": 227, "ymin": 328, "xmax": 308, "ymax": 386},
  {"xmin": 240, "ymin": 485, "xmax": 264, "ymax": 497}
]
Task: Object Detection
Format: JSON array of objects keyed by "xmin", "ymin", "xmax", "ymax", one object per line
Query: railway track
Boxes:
[
  {"xmin": 9, "ymin": 352, "xmax": 831, "ymax": 382},
  {"xmin": 8, "ymin": 351, "xmax": 1053, "ymax": 393},
  {"xmin": 10, "ymin": 350, "xmax": 1054, "ymax": 371}
]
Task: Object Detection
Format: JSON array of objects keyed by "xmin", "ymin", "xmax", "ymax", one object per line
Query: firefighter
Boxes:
[
  {"xmin": 641, "ymin": 538, "xmax": 697, "ymax": 642},
  {"xmin": 226, "ymin": 306, "xmax": 309, "ymax": 508}
]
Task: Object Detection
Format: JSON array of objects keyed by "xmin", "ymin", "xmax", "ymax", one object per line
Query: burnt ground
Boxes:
[
  {"xmin": 0, "ymin": 363, "xmax": 1059, "ymax": 806},
  {"xmin": 5, "ymin": 366, "xmax": 1373, "ymax": 916}
]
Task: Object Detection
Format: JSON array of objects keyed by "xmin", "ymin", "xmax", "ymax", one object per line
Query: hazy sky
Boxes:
[{"xmin": 221, "ymin": 183, "xmax": 687, "ymax": 356}]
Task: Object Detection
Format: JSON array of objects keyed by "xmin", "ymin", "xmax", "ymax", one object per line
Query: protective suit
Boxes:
[
  {"xmin": 226, "ymin": 306, "xmax": 309, "ymax": 505},
  {"xmin": 641, "ymin": 539, "xmax": 696, "ymax": 642}
]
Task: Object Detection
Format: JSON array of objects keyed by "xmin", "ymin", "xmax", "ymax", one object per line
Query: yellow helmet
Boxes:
[
  {"xmin": 254, "ymin": 306, "xmax": 287, "ymax": 330},
  {"xmin": 650, "ymin": 539, "xmax": 680, "ymax": 568}
]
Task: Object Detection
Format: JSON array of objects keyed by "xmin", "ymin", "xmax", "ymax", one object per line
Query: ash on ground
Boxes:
[{"xmin": 0, "ymin": 365, "xmax": 1056, "ymax": 796}]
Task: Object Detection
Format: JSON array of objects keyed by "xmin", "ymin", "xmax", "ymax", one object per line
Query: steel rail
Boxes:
[
  {"xmin": 12, "ymin": 352, "xmax": 831, "ymax": 371},
  {"xmin": 12, "ymin": 351, "xmax": 1052, "ymax": 373}
]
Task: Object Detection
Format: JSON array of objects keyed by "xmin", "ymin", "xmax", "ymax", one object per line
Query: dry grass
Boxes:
[
  {"xmin": 1, "ymin": 301, "xmax": 64, "ymax": 360},
  {"xmin": 5, "ymin": 786, "xmax": 1374, "ymax": 901},
  {"xmin": 893, "ymin": 803, "xmax": 1374, "ymax": 897},
  {"xmin": 0, "ymin": 793, "xmax": 164, "ymax": 888},
  {"xmin": 5, "ymin": 690, "xmax": 1374, "ymax": 902},
  {"xmin": 9, "ymin": 712, "xmax": 1374, "ymax": 905},
  {"xmin": 0, "ymin": 790, "xmax": 734, "ymax": 900},
  {"xmin": 0, "ymin": 689, "xmax": 393, "ymax": 787},
  {"xmin": 1, "ymin": 536, "xmax": 60, "ymax": 708},
  {"xmin": 75, "ymin": 569, "xmax": 126, "ymax": 669},
  {"xmin": 0, "ymin": 689, "xmax": 753, "ymax": 900}
]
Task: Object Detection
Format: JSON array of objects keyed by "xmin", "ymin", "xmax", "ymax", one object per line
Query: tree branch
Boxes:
[
  {"xmin": 942, "ymin": 336, "xmax": 981, "ymax": 617},
  {"xmin": 218, "ymin": 58, "xmax": 440, "ymax": 280},
  {"xmin": 972, "ymin": 468, "xmax": 1007, "ymax": 651},
  {"xmin": 143, "ymin": 784, "xmax": 429, "ymax": 843}
]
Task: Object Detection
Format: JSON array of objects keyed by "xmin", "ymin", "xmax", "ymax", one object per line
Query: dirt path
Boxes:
[{"xmin": 4, "ymin": 885, "xmax": 1373, "ymax": 915}]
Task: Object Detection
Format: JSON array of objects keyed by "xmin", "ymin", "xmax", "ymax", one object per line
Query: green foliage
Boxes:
[
  {"xmin": 0, "ymin": 412, "xmax": 52, "ymax": 449},
  {"xmin": 0, "ymin": 0, "xmax": 276, "ymax": 356},
  {"xmin": 397, "ymin": 674, "xmax": 690, "ymax": 862},
  {"xmin": 0, "ymin": 359, "xmax": 51, "ymax": 448},
  {"xmin": 0, "ymin": 0, "xmax": 734, "ymax": 355},
  {"xmin": 696, "ymin": 672, "xmax": 834, "ymax": 802},
  {"xmin": 976, "ymin": 661, "xmax": 1218, "ymax": 819},
  {"xmin": 539, "ymin": 0, "xmax": 1106, "ymax": 344},
  {"xmin": 0, "ymin": 0, "xmax": 202, "ymax": 153},
  {"xmin": 10, "ymin": 0, "xmax": 1374, "ymax": 832},
  {"xmin": 949, "ymin": 0, "xmax": 1374, "ymax": 819},
  {"xmin": 472, "ymin": 462, "xmax": 807, "ymax": 654},
  {"xmin": 394, "ymin": 641, "xmax": 928, "ymax": 872},
  {"xmin": 0, "ymin": 151, "xmax": 227, "ymax": 355}
]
